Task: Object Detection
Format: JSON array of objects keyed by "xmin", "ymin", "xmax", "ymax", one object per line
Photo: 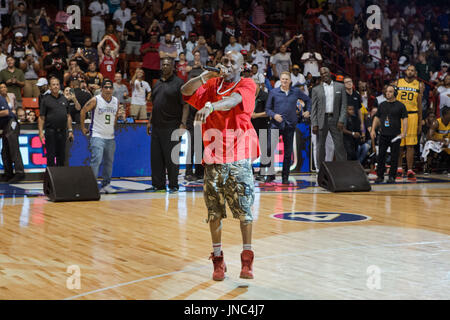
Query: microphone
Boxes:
[{"xmin": 203, "ymin": 66, "xmax": 221, "ymax": 73}]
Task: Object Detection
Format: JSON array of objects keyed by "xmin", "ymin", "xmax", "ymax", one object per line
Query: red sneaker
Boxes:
[
  {"xmin": 396, "ymin": 168, "xmax": 404, "ymax": 181},
  {"xmin": 209, "ymin": 252, "xmax": 226, "ymax": 281},
  {"xmin": 407, "ymin": 170, "xmax": 417, "ymax": 181},
  {"xmin": 240, "ymin": 250, "xmax": 254, "ymax": 279}
]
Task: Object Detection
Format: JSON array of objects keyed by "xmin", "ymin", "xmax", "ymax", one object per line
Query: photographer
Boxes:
[
  {"xmin": 43, "ymin": 43, "xmax": 67, "ymax": 87},
  {"xmin": 35, "ymin": 7, "xmax": 52, "ymax": 51},
  {"xmin": 50, "ymin": 25, "xmax": 72, "ymax": 58},
  {"xmin": 63, "ymin": 87, "xmax": 82, "ymax": 124},
  {"xmin": 20, "ymin": 54, "xmax": 40, "ymax": 98},
  {"xmin": 300, "ymin": 49, "xmax": 322, "ymax": 83}
]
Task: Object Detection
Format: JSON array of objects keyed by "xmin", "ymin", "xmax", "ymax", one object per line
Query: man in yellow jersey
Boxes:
[
  {"xmin": 395, "ymin": 65, "xmax": 424, "ymax": 181},
  {"xmin": 422, "ymin": 106, "xmax": 450, "ymax": 174}
]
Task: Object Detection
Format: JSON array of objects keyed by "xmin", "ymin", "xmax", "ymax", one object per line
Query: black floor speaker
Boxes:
[
  {"xmin": 318, "ymin": 161, "xmax": 371, "ymax": 192},
  {"xmin": 44, "ymin": 166, "xmax": 100, "ymax": 202}
]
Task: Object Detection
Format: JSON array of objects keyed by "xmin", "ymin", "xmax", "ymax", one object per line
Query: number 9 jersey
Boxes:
[
  {"xmin": 90, "ymin": 95, "xmax": 119, "ymax": 139},
  {"xmin": 396, "ymin": 78, "xmax": 420, "ymax": 112}
]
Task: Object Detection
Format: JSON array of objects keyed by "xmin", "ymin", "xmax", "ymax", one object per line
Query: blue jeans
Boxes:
[
  {"xmin": 90, "ymin": 137, "xmax": 116, "ymax": 187},
  {"xmin": 357, "ymin": 142, "xmax": 370, "ymax": 163}
]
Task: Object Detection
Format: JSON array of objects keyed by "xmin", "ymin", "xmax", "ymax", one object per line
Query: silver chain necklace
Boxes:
[{"xmin": 216, "ymin": 77, "xmax": 241, "ymax": 95}]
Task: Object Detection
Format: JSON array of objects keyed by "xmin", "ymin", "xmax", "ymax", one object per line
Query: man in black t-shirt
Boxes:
[
  {"xmin": 0, "ymin": 83, "xmax": 24, "ymax": 183},
  {"xmin": 38, "ymin": 77, "xmax": 74, "ymax": 167},
  {"xmin": 370, "ymin": 85, "xmax": 408, "ymax": 183},
  {"xmin": 43, "ymin": 44, "xmax": 67, "ymax": 88},
  {"xmin": 251, "ymin": 83, "xmax": 269, "ymax": 181},
  {"xmin": 343, "ymin": 105, "xmax": 362, "ymax": 161},
  {"xmin": 184, "ymin": 62, "xmax": 205, "ymax": 182},
  {"xmin": 124, "ymin": 12, "xmax": 144, "ymax": 71},
  {"xmin": 344, "ymin": 76, "xmax": 365, "ymax": 138},
  {"xmin": 146, "ymin": 58, "xmax": 188, "ymax": 192},
  {"xmin": 69, "ymin": 77, "xmax": 92, "ymax": 123}
]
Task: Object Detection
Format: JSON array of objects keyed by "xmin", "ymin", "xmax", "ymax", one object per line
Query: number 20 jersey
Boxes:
[
  {"xmin": 90, "ymin": 95, "xmax": 118, "ymax": 139},
  {"xmin": 396, "ymin": 78, "xmax": 420, "ymax": 112}
]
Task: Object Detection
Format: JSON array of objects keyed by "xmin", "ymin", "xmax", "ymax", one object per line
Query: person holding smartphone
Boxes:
[{"xmin": 63, "ymin": 86, "xmax": 82, "ymax": 124}]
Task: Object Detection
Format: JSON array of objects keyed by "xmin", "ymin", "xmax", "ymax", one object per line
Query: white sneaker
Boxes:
[{"xmin": 102, "ymin": 184, "xmax": 117, "ymax": 194}]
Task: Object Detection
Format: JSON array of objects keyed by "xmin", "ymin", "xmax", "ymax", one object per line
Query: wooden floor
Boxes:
[{"xmin": 0, "ymin": 174, "xmax": 449, "ymax": 300}]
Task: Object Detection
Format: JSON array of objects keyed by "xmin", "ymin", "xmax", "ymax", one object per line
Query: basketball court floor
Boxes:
[{"xmin": 0, "ymin": 172, "xmax": 449, "ymax": 300}]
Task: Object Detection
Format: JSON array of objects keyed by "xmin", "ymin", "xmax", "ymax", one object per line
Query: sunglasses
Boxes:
[
  {"xmin": 103, "ymin": 86, "xmax": 113, "ymax": 89},
  {"xmin": 221, "ymin": 57, "xmax": 236, "ymax": 65}
]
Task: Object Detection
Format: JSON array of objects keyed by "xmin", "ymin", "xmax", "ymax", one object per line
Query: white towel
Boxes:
[{"xmin": 421, "ymin": 140, "xmax": 445, "ymax": 161}]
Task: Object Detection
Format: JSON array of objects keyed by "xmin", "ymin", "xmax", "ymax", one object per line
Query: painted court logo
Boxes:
[{"xmin": 272, "ymin": 212, "xmax": 371, "ymax": 223}]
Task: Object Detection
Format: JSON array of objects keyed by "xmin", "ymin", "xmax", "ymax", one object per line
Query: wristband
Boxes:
[
  {"xmin": 68, "ymin": 129, "xmax": 73, "ymax": 132},
  {"xmin": 205, "ymin": 102, "xmax": 214, "ymax": 113}
]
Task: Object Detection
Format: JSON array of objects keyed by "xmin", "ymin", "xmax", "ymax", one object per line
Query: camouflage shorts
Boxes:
[{"xmin": 203, "ymin": 159, "xmax": 255, "ymax": 224}]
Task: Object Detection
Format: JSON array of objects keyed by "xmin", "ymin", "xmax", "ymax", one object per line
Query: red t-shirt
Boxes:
[
  {"xmin": 141, "ymin": 42, "xmax": 161, "ymax": 70},
  {"xmin": 183, "ymin": 77, "xmax": 260, "ymax": 164},
  {"xmin": 176, "ymin": 61, "xmax": 189, "ymax": 82}
]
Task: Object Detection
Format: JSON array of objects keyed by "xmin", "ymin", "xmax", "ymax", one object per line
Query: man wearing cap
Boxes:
[
  {"xmin": 0, "ymin": 56, "xmax": 25, "ymax": 108},
  {"xmin": 38, "ymin": 77, "xmax": 74, "ymax": 167},
  {"xmin": 291, "ymin": 65, "xmax": 306, "ymax": 88},
  {"xmin": 8, "ymin": 33, "xmax": 26, "ymax": 66},
  {"xmin": 36, "ymin": 77, "xmax": 50, "ymax": 109},
  {"xmin": 69, "ymin": 76, "xmax": 92, "ymax": 124},
  {"xmin": 80, "ymin": 79, "xmax": 119, "ymax": 194},
  {"xmin": 43, "ymin": 43, "xmax": 67, "ymax": 87},
  {"xmin": 185, "ymin": 32, "xmax": 197, "ymax": 64},
  {"xmin": 431, "ymin": 61, "xmax": 448, "ymax": 84}
]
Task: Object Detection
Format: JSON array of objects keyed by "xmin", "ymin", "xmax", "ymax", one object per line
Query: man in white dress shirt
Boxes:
[{"xmin": 311, "ymin": 67, "xmax": 347, "ymax": 167}]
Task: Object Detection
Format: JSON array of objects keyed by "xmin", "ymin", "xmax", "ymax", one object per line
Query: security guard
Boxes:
[
  {"xmin": 0, "ymin": 82, "xmax": 24, "ymax": 183},
  {"xmin": 38, "ymin": 77, "xmax": 74, "ymax": 167}
]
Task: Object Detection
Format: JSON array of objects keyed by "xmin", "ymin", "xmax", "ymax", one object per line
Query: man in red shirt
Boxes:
[
  {"xmin": 181, "ymin": 51, "xmax": 259, "ymax": 281},
  {"xmin": 140, "ymin": 33, "xmax": 161, "ymax": 87},
  {"xmin": 98, "ymin": 35, "xmax": 119, "ymax": 81},
  {"xmin": 176, "ymin": 52, "xmax": 190, "ymax": 82}
]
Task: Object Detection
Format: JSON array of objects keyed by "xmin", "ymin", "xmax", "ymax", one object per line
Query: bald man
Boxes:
[
  {"xmin": 181, "ymin": 51, "xmax": 259, "ymax": 281},
  {"xmin": 311, "ymin": 67, "xmax": 348, "ymax": 167}
]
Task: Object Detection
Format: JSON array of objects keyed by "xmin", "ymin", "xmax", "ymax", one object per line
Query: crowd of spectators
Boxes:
[{"xmin": 0, "ymin": 0, "xmax": 448, "ymax": 173}]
